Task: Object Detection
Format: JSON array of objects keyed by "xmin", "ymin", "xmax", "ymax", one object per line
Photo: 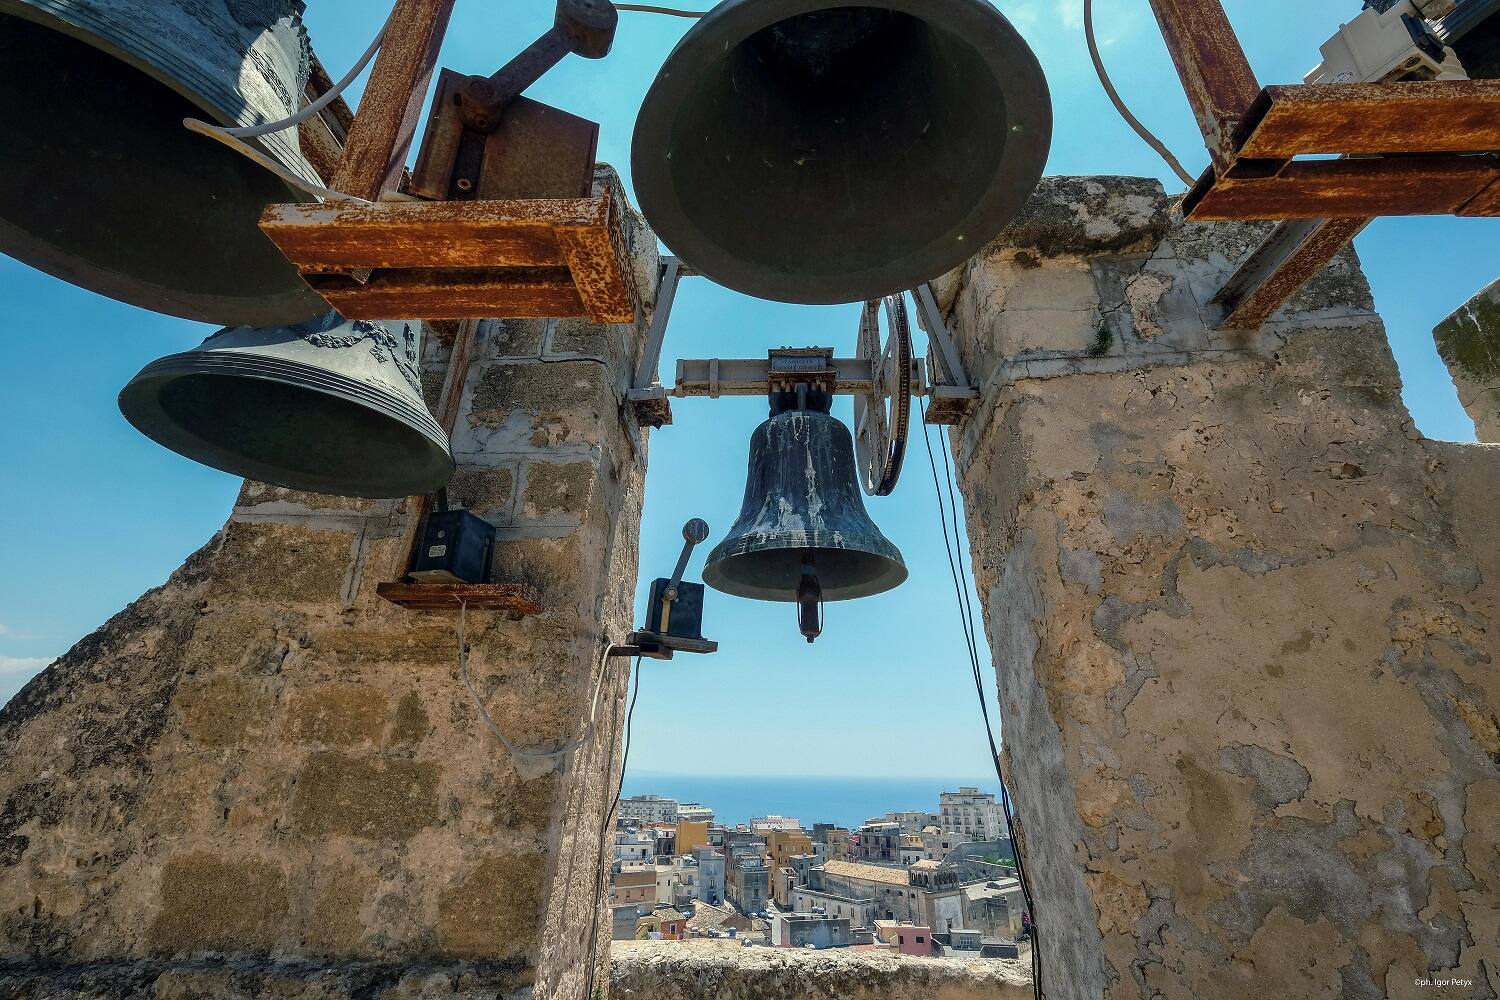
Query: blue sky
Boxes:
[{"xmin": 0, "ymin": 1, "xmax": 1490, "ymax": 778}]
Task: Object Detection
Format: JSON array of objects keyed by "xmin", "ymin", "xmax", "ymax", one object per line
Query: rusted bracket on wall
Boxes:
[
  {"xmin": 260, "ymin": 0, "xmax": 637, "ymax": 323},
  {"xmin": 1149, "ymin": 0, "xmax": 1500, "ymax": 329},
  {"xmin": 1210, "ymin": 217, "xmax": 1372, "ymax": 329}
]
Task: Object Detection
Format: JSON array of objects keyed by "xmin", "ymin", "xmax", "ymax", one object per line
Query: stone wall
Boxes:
[
  {"xmin": 0, "ymin": 176, "xmax": 659, "ymax": 999},
  {"xmin": 610, "ymin": 941, "xmax": 1033, "ymax": 1000},
  {"xmin": 1435, "ymin": 277, "xmax": 1500, "ymax": 442},
  {"xmin": 944, "ymin": 177, "xmax": 1499, "ymax": 999}
]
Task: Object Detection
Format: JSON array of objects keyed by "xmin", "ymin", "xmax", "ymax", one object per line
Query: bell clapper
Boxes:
[{"xmin": 796, "ymin": 555, "xmax": 824, "ymax": 644}]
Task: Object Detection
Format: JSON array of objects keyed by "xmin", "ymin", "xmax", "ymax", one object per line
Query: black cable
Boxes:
[
  {"xmin": 919, "ymin": 398, "xmax": 1044, "ymax": 1000},
  {"xmin": 583, "ymin": 656, "xmax": 642, "ymax": 1000}
]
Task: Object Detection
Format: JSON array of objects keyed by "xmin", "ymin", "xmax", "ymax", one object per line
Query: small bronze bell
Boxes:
[
  {"xmin": 704, "ymin": 389, "xmax": 907, "ymax": 641},
  {"xmin": 119, "ymin": 313, "xmax": 455, "ymax": 499}
]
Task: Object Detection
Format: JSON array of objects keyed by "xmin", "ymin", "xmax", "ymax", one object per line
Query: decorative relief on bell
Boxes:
[
  {"xmin": 293, "ymin": 315, "xmax": 426, "ymax": 395},
  {"xmin": 118, "ymin": 313, "xmax": 455, "ymax": 498},
  {"xmin": 224, "ymin": 0, "xmax": 298, "ymax": 32}
]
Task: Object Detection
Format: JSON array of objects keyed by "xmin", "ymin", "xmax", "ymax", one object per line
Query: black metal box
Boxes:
[
  {"xmin": 410, "ymin": 509, "xmax": 495, "ymax": 584},
  {"xmin": 643, "ymin": 577, "xmax": 707, "ymax": 640}
]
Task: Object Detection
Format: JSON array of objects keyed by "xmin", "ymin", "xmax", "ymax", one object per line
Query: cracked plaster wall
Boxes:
[
  {"xmin": 0, "ymin": 173, "xmax": 659, "ymax": 999},
  {"xmin": 946, "ymin": 177, "xmax": 1499, "ymax": 999}
]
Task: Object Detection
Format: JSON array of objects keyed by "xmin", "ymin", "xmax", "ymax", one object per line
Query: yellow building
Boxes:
[
  {"xmin": 767, "ymin": 828, "xmax": 813, "ymax": 867},
  {"xmin": 676, "ymin": 819, "xmax": 710, "ymax": 857}
]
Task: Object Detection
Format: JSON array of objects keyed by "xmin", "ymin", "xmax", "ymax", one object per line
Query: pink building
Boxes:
[{"xmin": 895, "ymin": 923, "xmax": 932, "ymax": 957}]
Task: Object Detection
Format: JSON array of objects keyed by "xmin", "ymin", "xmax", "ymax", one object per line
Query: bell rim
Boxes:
[
  {"xmin": 701, "ymin": 543, "xmax": 910, "ymax": 603},
  {"xmin": 0, "ymin": 216, "xmax": 328, "ymax": 327},
  {"xmin": 630, "ymin": 0, "xmax": 1053, "ymax": 305},
  {"xmin": 119, "ymin": 349, "xmax": 456, "ymax": 499}
]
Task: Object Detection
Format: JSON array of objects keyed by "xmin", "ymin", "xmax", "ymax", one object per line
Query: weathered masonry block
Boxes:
[
  {"xmin": 611, "ymin": 941, "xmax": 1035, "ymax": 1000},
  {"xmin": 1435, "ymin": 276, "xmax": 1500, "ymax": 442},
  {"xmin": 944, "ymin": 177, "xmax": 1499, "ymax": 999},
  {"xmin": 0, "ymin": 174, "xmax": 659, "ymax": 999}
]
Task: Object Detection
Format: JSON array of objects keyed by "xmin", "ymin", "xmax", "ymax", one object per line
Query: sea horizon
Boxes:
[{"xmin": 620, "ymin": 769, "xmax": 1004, "ymax": 830}]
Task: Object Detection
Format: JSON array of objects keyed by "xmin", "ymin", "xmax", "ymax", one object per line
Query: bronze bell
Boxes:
[
  {"xmin": 0, "ymin": 0, "xmax": 329, "ymax": 326},
  {"xmin": 631, "ymin": 0, "xmax": 1052, "ymax": 305},
  {"xmin": 704, "ymin": 390, "xmax": 907, "ymax": 641},
  {"xmin": 118, "ymin": 313, "xmax": 455, "ymax": 499}
]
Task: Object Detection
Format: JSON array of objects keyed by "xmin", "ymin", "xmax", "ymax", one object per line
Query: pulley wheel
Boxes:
[{"xmin": 853, "ymin": 294, "xmax": 913, "ymax": 497}]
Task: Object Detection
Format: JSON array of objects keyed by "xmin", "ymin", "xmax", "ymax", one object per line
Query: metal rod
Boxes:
[{"xmin": 333, "ymin": 0, "xmax": 456, "ymax": 201}]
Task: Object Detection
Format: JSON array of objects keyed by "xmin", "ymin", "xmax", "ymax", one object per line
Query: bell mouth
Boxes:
[
  {"xmin": 631, "ymin": 0, "xmax": 1051, "ymax": 304},
  {"xmin": 119, "ymin": 352, "xmax": 456, "ymax": 499},
  {"xmin": 0, "ymin": 10, "xmax": 326, "ymax": 326},
  {"xmin": 703, "ymin": 544, "xmax": 908, "ymax": 602}
]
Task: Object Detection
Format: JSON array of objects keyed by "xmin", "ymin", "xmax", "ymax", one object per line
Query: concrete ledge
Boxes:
[
  {"xmin": 609, "ymin": 941, "xmax": 1035, "ymax": 1000},
  {"xmin": 986, "ymin": 176, "xmax": 1171, "ymax": 259}
]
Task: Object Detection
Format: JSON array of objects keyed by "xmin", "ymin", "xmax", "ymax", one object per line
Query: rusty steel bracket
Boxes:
[
  {"xmin": 1147, "ymin": 0, "xmax": 1500, "ymax": 331},
  {"xmin": 1210, "ymin": 217, "xmax": 1372, "ymax": 330},
  {"xmin": 263, "ymin": 0, "xmax": 637, "ymax": 323},
  {"xmin": 409, "ymin": 0, "xmax": 616, "ymax": 201}
]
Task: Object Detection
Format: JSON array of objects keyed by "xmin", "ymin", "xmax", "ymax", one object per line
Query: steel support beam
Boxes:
[
  {"xmin": 1146, "ymin": 0, "xmax": 1262, "ymax": 167},
  {"xmin": 333, "ymin": 0, "xmax": 456, "ymax": 201},
  {"xmin": 1211, "ymin": 217, "xmax": 1371, "ymax": 330}
]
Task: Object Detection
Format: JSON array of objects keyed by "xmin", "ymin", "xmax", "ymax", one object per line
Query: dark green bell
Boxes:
[
  {"xmin": 704, "ymin": 394, "xmax": 907, "ymax": 605},
  {"xmin": 0, "ymin": 0, "xmax": 328, "ymax": 325},
  {"xmin": 631, "ymin": 0, "xmax": 1052, "ymax": 305},
  {"xmin": 118, "ymin": 313, "xmax": 455, "ymax": 499}
]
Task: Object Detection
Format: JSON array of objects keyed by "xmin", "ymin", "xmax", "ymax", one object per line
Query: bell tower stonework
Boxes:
[
  {"xmin": 942, "ymin": 178, "xmax": 1499, "ymax": 998},
  {"xmin": 0, "ymin": 177, "xmax": 659, "ymax": 998}
]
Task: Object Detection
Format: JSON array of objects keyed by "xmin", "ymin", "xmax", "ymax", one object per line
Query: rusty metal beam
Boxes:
[
  {"xmin": 261, "ymin": 197, "xmax": 611, "ymax": 270},
  {"xmin": 1211, "ymin": 218, "xmax": 1370, "ymax": 330},
  {"xmin": 1459, "ymin": 175, "xmax": 1500, "ymax": 216},
  {"xmin": 333, "ymin": 0, "xmax": 456, "ymax": 201},
  {"xmin": 1236, "ymin": 81, "xmax": 1500, "ymax": 158},
  {"xmin": 1185, "ymin": 155, "xmax": 1500, "ymax": 219},
  {"xmin": 1146, "ymin": 0, "xmax": 1262, "ymax": 167}
]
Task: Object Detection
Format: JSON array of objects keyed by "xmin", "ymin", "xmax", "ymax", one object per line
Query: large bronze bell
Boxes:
[
  {"xmin": 704, "ymin": 391, "xmax": 906, "ymax": 640},
  {"xmin": 0, "ymin": 0, "xmax": 328, "ymax": 326},
  {"xmin": 118, "ymin": 313, "xmax": 456, "ymax": 499},
  {"xmin": 631, "ymin": 0, "xmax": 1052, "ymax": 305}
]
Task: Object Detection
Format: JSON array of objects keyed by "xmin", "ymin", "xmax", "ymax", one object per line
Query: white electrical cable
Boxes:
[
  {"xmin": 1083, "ymin": 0, "xmax": 1198, "ymax": 188},
  {"xmin": 181, "ymin": 12, "xmax": 391, "ymax": 203},
  {"xmin": 225, "ymin": 21, "xmax": 390, "ymax": 138},
  {"xmin": 613, "ymin": 3, "xmax": 706, "ymax": 15},
  {"xmin": 182, "ymin": 118, "xmax": 372, "ymax": 203},
  {"xmin": 457, "ymin": 599, "xmax": 623, "ymax": 764}
]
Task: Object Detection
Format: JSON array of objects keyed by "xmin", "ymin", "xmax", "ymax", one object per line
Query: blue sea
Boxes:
[{"xmin": 620, "ymin": 771, "xmax": 1003, "ymax": 829}]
